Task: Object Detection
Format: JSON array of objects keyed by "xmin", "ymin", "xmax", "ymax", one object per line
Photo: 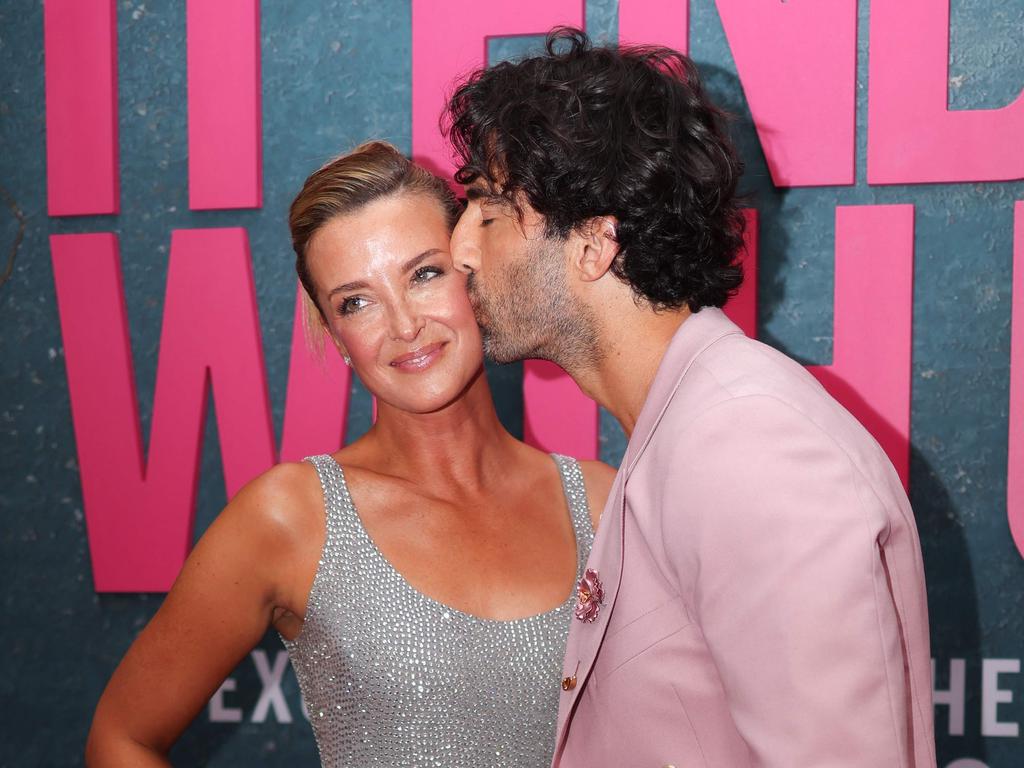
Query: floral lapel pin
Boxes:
[{"xmin": 574, "ymin": 568, "xmax": 605, "ymax": 623}]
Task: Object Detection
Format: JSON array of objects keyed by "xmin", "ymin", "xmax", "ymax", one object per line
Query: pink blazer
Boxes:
[{"xmin": 553, "ymin": 308, "xmax": 936, "ymax": 768}]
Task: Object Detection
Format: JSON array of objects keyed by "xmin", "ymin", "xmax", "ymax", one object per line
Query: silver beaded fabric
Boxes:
[{"xmin": 282, "ymin": 453, "xmax": 594, "ymax": 768}]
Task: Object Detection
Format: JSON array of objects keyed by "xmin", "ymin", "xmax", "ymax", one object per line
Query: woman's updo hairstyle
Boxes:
[{"xmin": 289, "ymin": 141, "xmax": 462, "ymax": 322}]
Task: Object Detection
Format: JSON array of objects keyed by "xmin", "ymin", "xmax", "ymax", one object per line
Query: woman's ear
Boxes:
[{"xmin": 570, "ymin": 216, "xmax": 620, "ymax": 283}]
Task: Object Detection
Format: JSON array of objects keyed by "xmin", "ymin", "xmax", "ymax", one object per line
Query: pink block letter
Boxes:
[
  {"xmin": 809, "ymin": 205, "xmax": 915, "ymax": 487},
  {"xmin": 868, "ymin": 0, "xmax": 1024, "ymax": 184},
  {"xmin": 715, "ymin": 0, "xmax": 856, "ymax": 187},
  {"xmin": 619, "ymin": 0, "xmax": 688, "ymax": 53},
  {"xmin": 52, "ymin": 229, "xmax": 275, "ymax": 592},
  {"xmin": 523, "ymin": 361, "xmax": 599, "ymax": 460},
  {"xmin": 412, "ymin": 0, "xmax": 585, "ymax": 178},
  {"xmin": 279, "ymin": 285, "xmax": 351, "ymax": 463},
  {"xmin": 187, "ymin": 0, "xmax": 262, "ymax": 210},
  {"xmin": 1009, "ymin": 202, "xmax": 1024, "ymax": 559},
  {"xmin": 44, "ymin": 0, "xmax": 119, "ymax": 216}
]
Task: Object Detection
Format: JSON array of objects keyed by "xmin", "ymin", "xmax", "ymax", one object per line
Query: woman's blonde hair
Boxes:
[{"xmin": 289, "ymin": 140, "xmax": 462, "ymax": 353}]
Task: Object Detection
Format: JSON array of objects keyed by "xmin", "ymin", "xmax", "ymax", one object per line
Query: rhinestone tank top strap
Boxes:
[
  {"xmin": 552, "ymin": 454, "xmax": 595, "ymax": 576},
  {"xmin": 304, "ymin": 454, "xmax": 358, "ymax": 539},
  {"xmin": 291, "ymin": 455, "xmax": 359, "ymax": 639}
]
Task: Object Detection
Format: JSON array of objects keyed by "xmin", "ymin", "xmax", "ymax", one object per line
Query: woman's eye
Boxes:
[
  {"xmin": 480, "ymin": 218, "xmax": 494, "ymax": 227},
  {"xmin": 338, "ymin": 296, "xmax": 367, "ymax": 315},
  {"xmin": 413, "ymin": 266, "xmax": 444, "ymax": 283}
]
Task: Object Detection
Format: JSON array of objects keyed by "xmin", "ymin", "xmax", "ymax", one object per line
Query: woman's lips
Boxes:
[{"xmin": 389, "ymin": 341, "xmax": 446, "ymax": 371}]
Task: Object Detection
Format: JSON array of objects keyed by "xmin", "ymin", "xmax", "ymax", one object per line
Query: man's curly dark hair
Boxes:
[{"xmin": 444, "ymin": 27, "xmax": 745, "ymax": 312}]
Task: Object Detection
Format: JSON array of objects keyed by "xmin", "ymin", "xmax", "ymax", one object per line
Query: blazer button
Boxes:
[{"xmin": 560, "ymin": 675, "xmax": 577, "ymax": 691}]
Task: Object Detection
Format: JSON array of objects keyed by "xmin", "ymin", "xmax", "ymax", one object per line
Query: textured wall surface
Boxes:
[{"xmin": 1, "ymin": 0, "xmax": 1022, "ymax": 765}]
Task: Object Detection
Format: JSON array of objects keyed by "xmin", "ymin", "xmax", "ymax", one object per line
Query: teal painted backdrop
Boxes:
[{"xmin": 1, "ymin": 1, "xmax": 1022, "ymax": 765}]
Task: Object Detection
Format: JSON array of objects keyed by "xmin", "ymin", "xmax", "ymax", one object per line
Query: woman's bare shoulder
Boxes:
[{"xmin": 213, "ymin": 460, "xmax": 325, "ymax": 554}]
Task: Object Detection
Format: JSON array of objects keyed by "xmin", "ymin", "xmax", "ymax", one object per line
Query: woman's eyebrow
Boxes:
[
  {"xmin": 401, "ymin": 249, "xmax": 443, "ymax": 273},
  {"xmin": 326, "ymin": 250, "xmax": 445, "ymax": 299},
  {"xmin": 327, "ymin": 279, "xmax": 368, "ymax": 299}
]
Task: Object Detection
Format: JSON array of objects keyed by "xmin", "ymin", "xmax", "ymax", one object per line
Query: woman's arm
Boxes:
[{"xmin": 85, "ymin": 463, "xmax": 320, "ymax": 766}]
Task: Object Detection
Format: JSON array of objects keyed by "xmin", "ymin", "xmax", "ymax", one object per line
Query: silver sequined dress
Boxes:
[{"xmin": 282, "ymin": 454, "xmax": 594, "ymax": 767}]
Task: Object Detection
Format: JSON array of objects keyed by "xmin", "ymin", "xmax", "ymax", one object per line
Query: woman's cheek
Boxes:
[
  {"xmin": 441, "ymin": 281, "xmax": 476, "ymax": 319},
  {"xmin": 337, "ymin": 320, "xmax": 380, "ymax": 360}
]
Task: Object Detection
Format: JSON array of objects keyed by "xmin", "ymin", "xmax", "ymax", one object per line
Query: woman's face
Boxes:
[{"xmin": 305, "ymin": 192, "xmax": 484, "ymax": 414}]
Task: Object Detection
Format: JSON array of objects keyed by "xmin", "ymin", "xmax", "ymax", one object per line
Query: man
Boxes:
[{"xmin": 445, "ymin": 28, "xmax": 935, "ymax": 768}]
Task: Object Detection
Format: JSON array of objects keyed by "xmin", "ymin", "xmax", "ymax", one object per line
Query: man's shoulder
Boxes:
[
  {"xmin": 657, "ymin": 333, "xmax": 825, "ymax": 426},
  {"xmin": 657, "ymin": 333, "xmax": 877, "ymax": 458},
  {"xmin": 649, "ymin": 333, "xmax": 900, "ymax": 489},
  {"xmin": 692, "ymin": 333, "xmax": 822, "ymax": 403}
]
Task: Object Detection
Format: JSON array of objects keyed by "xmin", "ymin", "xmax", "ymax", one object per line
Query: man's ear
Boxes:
[{"xmin": 570, "ymin": 216, "xmax": 620, "ymax": 283}]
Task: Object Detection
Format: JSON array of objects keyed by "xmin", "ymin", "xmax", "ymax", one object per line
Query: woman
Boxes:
[{"xmin": 85, "ymin": 141, "xmax": 614, "ymax": 766}]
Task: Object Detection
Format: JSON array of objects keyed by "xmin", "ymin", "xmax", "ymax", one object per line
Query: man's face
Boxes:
[{"xmin": 451, "ymin": 183, "xmax": 570, "ymax": 364}]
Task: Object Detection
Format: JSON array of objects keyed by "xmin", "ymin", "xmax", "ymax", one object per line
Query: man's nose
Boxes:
[{"xmin": 451, "ymin": 211, "xmax": 481, "ymax": 275}]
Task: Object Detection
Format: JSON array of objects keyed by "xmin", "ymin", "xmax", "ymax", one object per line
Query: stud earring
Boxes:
[{"xmin": 343, "ymin": 354, "xmax": 351, "ymax": 366}]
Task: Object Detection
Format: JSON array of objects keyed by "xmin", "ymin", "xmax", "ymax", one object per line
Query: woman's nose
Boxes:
[
  {"xmin": 451, "ymin": 210, "xmax": 481, "ymax": 275},
  {"xmin": 389, "ymin": 300, "xmax": 425, "ymax": 342}
]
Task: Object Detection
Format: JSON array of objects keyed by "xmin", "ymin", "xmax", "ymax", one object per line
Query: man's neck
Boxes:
[{"xmin": 568, "ymin": 303, "xmax": 692, "ymax": 437}]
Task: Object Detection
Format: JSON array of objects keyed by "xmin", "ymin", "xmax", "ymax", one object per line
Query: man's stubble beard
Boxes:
[{"xmin": 468, "ymin": 239, "xmax": 603, "ymax": 374}]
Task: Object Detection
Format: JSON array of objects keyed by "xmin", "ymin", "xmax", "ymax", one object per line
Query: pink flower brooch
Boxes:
[{"xmin": 574, "ymin": 568, "xmax": 605, "ymax": 623}]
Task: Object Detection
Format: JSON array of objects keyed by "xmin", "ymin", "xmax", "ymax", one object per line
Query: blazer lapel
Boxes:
[
  {"xmin": 552, "ymin": 308, "xmax": 744, "ymax": 763},
  {"xmin": 556, "ymin": 465, "xmax": 625, "ymax": 706}
]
